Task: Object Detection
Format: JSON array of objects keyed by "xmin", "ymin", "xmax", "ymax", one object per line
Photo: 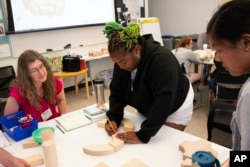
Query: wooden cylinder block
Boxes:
[
  {"xmin": 41, "ymin": 129, "xmax": 54, "ymax": 142},
  {"xmin": 42, "ymin": 140, "xmax": 59, "ymax": 167}
]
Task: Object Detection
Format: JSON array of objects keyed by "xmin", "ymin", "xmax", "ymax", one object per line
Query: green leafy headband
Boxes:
[{"xmin": 103, "ymin": 21, "xmax": 141, "ymax": 48}]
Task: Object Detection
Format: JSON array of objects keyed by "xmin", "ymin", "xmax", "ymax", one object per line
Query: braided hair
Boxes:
[{"xmin": 103, "ymin": 21, "xmax": 141, "ymax": 53}]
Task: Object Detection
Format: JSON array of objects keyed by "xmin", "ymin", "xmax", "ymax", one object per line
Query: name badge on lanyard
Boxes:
[{"xmin": 41, "ymin": 108, "xmax": 53, "ymax": 121}]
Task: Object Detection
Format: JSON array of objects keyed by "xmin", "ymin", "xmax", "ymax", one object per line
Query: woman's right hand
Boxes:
[
  {"xmin": 105, "ymin": 121, "xmax": 118, "ymax": 136},
  {"xmin": 13, "ymin": 158, "xmax": 31, "ymax": 167}
]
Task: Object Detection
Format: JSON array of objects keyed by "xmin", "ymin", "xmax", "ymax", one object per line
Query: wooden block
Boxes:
[
  {"xmin": 83, "ymin": 144, "xmax": 114, "ymax": 156},
  {"xmin": 24, "ymin": 153, "xmax": 44, "ymax": 167},
  {"xmin": 22, "ymin": 139, "xmax": 39, "ymax": 149},
  {"xmin": 222, "ymin": 159, "xmax": 229, "ymax": 167},
  {"xmin": 41, "ymin": 128, "xmax": 54, "ymax": 142},
  {"xmin": 121, "ymin": 158, "xmax": 149, "ymax": 167},
  {"xmin": 179, "ymin": 140, "xmax": 219, "ymax": 167},
  {"xmin": 94, "ymin": 162, "xmax": 110, "ymax": 167},
  {"xmin": 97, "ymin": 118, "xmax": 135, "ymax": 132},
  {"xmin": 122, "ymin": 118, "xmax": 134, "ymax": 131},
  {"xmin": 126, "ymin": 158, "xmax": 142, "ymax": 166},
  {"xmin": 87, "ymin": 118, "xmax": 135, "ymax": 157},
  {"xmin": 42, "ymin": 140, "xmax": 58, "ymax": 167},
  {"xmin": 97, "ymin": 118, "xmax": 107, "ymax": 128},
  {"xmin": 138, "ymin": 163, "xmax": 150, "ymax": 167},
  {"xmin": 179, "ymin": 140, "xmax": 218, "ymax": 160},
  {"xmin": 123, "ymin": 124, "xmax": 134, "ymax": 132},
  {"xmin": 181, "ymin": 158, "xmax": 192, "ymax": 167},
  {"xmin": 109, "ymin": 135, "xmax": 124, "ymax": 152}
]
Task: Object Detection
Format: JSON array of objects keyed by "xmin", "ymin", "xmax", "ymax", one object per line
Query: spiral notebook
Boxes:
[{"xmin": 55, "ymin": 110, "xmax": 91, "ymax": 131}]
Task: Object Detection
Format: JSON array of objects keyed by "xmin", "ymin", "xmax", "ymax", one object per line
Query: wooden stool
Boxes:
[{"xmin": 54, "ymin": 69, "xmax": 89, "ymax": 99}]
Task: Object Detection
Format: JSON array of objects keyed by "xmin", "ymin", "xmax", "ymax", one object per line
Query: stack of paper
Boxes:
[
  {"xmin": 0, "ymin": 130, "xmax": 11, "ymax": 147},
  {"xmin": 55, "ymin": 111, "xmax": 91, "ymax": 131},
  {"xmin": 83, "ymin": 105, "xmax": 106, "ymax": 122}
]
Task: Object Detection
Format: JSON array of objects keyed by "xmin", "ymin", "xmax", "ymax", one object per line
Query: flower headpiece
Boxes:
[{"xmin": 103, "ymin": 21, "xmax": 141, "ymax": 48}]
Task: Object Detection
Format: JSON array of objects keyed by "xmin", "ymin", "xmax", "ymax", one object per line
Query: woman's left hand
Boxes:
[{"xmin": 115, "ymin": 131, "xmax": 142, "ymax": 144}]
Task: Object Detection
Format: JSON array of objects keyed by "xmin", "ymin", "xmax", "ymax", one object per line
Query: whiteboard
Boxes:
[
  {"xmin": 139, "ymin": 17, "xmax": 163, "ymax": 45},
  {"xmin": 9, "ymin": 25, "xmax": 107, "ymax": 57}
]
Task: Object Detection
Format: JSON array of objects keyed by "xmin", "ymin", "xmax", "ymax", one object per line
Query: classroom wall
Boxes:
[
  {"xmin": 0, "ymin": 25, "xmax": 114, "ymax": 88},
  {"xmin": 0, "ymin": 0, "xmax": 115, "ymax": 88},
  {"xmin": 1, "ymin": 0, "xmax": 223, "ymax": 88},
  {"xmin": 148, "ymin": 0, "xmax": 219, "ymax": 36},
  {"xmin": 9, "ymin": 26, "xmax": 107, "ymax": 57}
]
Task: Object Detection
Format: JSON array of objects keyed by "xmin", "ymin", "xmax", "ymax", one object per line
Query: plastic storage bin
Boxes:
[
  {"xmin": 0, "ymin": 111, "xmax": 38, "ymax": 141},
  {"xmin": 162, "ymin": 35, "xmax": 175, "ymax": 50},
  {"xmin": 98, "ymin": 69, "xmax": 113, "ymax": 88}
]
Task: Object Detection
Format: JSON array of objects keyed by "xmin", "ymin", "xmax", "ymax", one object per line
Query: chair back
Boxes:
[
  {"xmin": 0, "ymin": 65, "xmax": 16, "ymax": 98},
  {"xmin": 206, "ymin": 70, "xmax": 249, "ymax": 145},
  {"xmin": 215, "ymin": 71, "xmax": 249, "ymax": 101}
]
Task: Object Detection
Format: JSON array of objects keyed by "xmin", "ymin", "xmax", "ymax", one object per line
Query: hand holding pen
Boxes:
[{"xmin": 105, "ymin": 116, "xmax": 117, "ymax": 136}]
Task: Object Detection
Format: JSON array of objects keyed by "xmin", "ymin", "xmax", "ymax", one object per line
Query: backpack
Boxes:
[{"xmin": 62, "ymin": 55, "xmax": 81, "ymax": 72}]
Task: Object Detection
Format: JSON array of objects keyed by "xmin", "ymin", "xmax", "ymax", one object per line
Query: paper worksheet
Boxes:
[{"xmin": 55, "ymin": 110, "xmax": 91, "ymax": 131}]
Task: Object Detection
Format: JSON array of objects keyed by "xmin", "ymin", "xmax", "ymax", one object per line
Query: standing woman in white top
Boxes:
[{"xmin": 174, "ymin": 36, "xmax": 202, "ymax": 83}]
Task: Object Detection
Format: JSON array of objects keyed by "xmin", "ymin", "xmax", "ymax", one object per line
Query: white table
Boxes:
[
  {"xmin": 194, "ymin": 49, "xmax": 215, "ymax": 65},
  {"xmin": 81, "ymin": 54, "xmax": 109, "ymax": 62},
  {"xmin": 80, "ymin": 54, "xmax": 111, "ymax": 95},
  {"xmin": 4, "ymin": 107, "xmax": 230, "ymax": 167}
]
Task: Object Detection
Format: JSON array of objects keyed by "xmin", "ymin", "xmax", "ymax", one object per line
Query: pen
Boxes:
[
  {"xmin": 106, "ymin": 115, "xmax": 116, "ymax": 133},
  {"xmin": 56, "ymin": 124, "xmax": 65, "ymax": 134}
]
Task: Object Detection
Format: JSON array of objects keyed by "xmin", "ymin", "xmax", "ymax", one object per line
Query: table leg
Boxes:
[
  {"xmin": 74, "ymin": 76, "xmax": 78, "ymax": 94},
  {"xmin": 194, "ymin": 64, "xmax": 199, "ymax": 73},
  {"xmin": 85, "ymin": 61, "xmax": 95, "ymax": 95},
  {"xmin": 84, "ymin": 72, "xmax": 90, "ymax": 99}
]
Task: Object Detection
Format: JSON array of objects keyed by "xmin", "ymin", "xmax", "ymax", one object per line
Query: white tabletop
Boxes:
[
  {"xmin": 194, "ymin": 49, "xmax": 215, "ymax": 65},
  {"xmin": 4, "ymin": 107, "xmax": 230, "ymax": 167},
  {"xmin": 80, "ymin": 54, "xmax": 109, "ymax": 62}
]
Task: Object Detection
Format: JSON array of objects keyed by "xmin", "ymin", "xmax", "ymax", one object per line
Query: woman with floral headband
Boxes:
[{"xmin": 103, "ymin": 22, "xmax": 194, "ymax": 144}]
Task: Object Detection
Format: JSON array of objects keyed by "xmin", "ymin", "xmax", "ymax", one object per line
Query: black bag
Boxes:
[{"xmin": 62, "ymin": 55, "xmax": 81, "ymax": 72}]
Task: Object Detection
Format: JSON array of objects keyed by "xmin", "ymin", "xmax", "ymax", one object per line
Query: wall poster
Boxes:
[
  {"xmin": 115, "ymin": 0, "xmax": 145, "ymax": 26},
  {"xmin": 0, "ymin": 1, "xmax": 12, "ymax": 59}
]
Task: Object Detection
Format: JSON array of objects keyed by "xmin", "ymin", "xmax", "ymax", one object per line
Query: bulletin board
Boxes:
[
  {"xmin": 0, "ymin": 1, "xmax": 12, "ymax": 59},
  {"xmin": 115, "ymin": 0, "xmax": 145, "ymax": 24}
]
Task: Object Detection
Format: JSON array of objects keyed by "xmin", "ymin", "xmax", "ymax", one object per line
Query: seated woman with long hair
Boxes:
[
  {"xmin": 4, "ymin": 50, "xmax": 66, "ymax": 122},
  {"xmin": 174, "ymin": 36, "xmax": 202, "ymax": 83}
]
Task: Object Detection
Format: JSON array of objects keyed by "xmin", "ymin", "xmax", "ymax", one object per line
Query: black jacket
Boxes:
[{"xmin": 107, "ymin": 34, "xmax": 190, "ymax": 143}]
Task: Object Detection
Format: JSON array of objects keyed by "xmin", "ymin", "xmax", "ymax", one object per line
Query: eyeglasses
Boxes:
[{"xmin": 30, "ymin": 64, "xmax": 46, "ymax": 74}]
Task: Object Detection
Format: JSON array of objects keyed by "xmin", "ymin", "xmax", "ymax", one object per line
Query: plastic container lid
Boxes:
[
  {"xmin": 192, "ymin": 151, "xmax": 220, "ymax": 167},
  {"xmin": 94, "ymin": 79, "xmax": 104, "ymax": 84},
  {"xmin": 32, "ymin": 127, "xmax": 54, "ymax": 144}
]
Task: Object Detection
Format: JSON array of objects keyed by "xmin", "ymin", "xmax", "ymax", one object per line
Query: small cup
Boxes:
[
  {"xmin": 80, "ymin": 60, "xmax": 86, "ymax": 70},
  {"xmin": 206, "ymin": 49, "xmax": 212, "ymax": 58},
  {"xmin": 203, "ymin": 44, "xmax": 208, "ymax": 50}
]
